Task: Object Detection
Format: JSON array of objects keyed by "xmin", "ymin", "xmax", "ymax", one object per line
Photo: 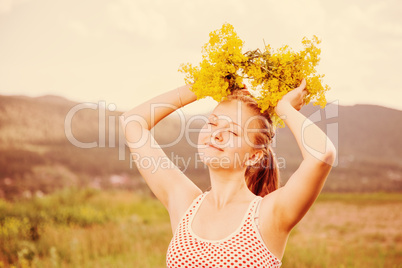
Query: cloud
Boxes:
[
  {"xmin": 65, "ymin": 19, "xmax": 104, "ymax": 39},
  {"xmin": 66, "ymin": 20, "xmax": 89, "ymax": 36},
  {"xmin": 107, "ymin": 0, "xmax": 168, "ymax": 41},
  {"xmin": 0, "ymin": 0, "xmax": 30, "ymax": 14}
]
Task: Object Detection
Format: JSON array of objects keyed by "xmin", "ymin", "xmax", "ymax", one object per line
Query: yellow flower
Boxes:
[{"xmin": 179, "ymin": 23, "xmax": 330, "ymax": 128}]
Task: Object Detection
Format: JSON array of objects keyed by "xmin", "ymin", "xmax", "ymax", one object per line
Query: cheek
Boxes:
[
  {"xmin": 234, "ymin": 137, "xmax": 254, "ymax": 156},
  {"xmin": 244, "ymin": 132, "xmax": 256, "ymax": 148},
  {"xmin": 197, "ymin": 128, "xmax": 208, "ymax": 145},
  {"xmin": 223, "ymin": 137, "xmax": 250, "ymax": 159}
]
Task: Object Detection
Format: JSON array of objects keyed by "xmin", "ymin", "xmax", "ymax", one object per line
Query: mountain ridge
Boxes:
[{"xmin": 0, "ymin": 94, "xmax": 401, "ymax": 198}]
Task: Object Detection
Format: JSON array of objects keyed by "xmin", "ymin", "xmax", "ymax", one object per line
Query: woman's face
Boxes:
[{"xmin": 197, "ymin": 99, "xmax": 263, "ymax": 170}]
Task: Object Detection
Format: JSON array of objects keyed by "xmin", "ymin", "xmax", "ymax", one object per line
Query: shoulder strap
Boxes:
[
  {"xmin": 253, "ymin": 197, "xmax": 263, "ymax": 227},
  {"xmin": 189, "ymin": 191, "xmax": 208, "ymax": 212}
]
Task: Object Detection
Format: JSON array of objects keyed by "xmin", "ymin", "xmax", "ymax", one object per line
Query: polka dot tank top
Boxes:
[{"xmin": 166, "ymin": 191, "xmax": 282, "ymax": 267}]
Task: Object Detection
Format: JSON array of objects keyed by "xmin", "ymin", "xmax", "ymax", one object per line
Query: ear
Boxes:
[{"xmin": 245, "ymin": 150, "xmax": 264, "ymax": 167}]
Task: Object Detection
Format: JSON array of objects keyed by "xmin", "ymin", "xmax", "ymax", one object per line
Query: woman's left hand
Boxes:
[{"xmin": 275, "ymin": 79, "xmax": 307, "ymax": 113}]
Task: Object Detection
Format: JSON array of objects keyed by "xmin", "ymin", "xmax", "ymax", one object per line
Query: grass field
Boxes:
[{"xmin": 0, "ymin": 189, "xmax": 401, "ymax": 267}]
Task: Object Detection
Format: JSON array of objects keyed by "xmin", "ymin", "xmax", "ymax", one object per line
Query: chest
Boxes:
[
  {"xmin": 190, "ymin": 201, "xmax": 252, "ymax": 241},
  {"xmin": 167, "ymin": 196, "xmax": 283, "ymax": 267}
]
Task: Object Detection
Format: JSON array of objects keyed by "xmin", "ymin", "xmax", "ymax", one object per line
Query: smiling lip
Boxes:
[{"xmin": 206, "ymin": 143, "xmax": 224, "ymax": 151}]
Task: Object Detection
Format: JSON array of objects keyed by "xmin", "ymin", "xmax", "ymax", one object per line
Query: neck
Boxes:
[{"xmin": 207, "ymin": 167, "xmax": 255, "ymax": 210}]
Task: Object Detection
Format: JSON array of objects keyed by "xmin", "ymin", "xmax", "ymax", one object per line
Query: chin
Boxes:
[
  {"xmin": 198, "ymin": 153, "xmax": 232, "ymax": 170},
  {"xmin": 197, "ymin": 148, "xmax": 220, "ymax": 161}
]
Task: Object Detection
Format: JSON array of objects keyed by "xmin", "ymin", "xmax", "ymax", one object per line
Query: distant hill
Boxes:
[
  {"xmin": 0, "ymin": 94, "xmax": 401, "ymax": 199},
  {"xmin": 275, "ymin": 103, "xmax": 402, "ymax": 192}
]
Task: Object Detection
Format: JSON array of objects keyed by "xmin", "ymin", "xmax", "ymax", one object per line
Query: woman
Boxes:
[{"xmin": 120, "ymin": 79, "xmax": 336, "ymax": 267}]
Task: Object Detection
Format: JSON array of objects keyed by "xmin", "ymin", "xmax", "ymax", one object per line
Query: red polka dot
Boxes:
[{"xmin": 166, "ymin": 192, "xmax": 282, "ymax": 267}]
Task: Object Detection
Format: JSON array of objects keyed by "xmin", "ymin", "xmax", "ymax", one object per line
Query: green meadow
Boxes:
[{"xmin": 0, "ymin": 189, "xmax": 401, "ymax": 268}]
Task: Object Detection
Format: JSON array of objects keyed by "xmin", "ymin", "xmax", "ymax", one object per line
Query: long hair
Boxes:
[{"xmin": 226, "ymin": 92, "xmax": 280, "ymax": 197}]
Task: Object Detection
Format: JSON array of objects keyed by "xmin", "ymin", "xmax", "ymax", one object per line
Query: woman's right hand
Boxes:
[{"xmin": 275, "ymin": 79, "xmax": 307, "ymax": 113}]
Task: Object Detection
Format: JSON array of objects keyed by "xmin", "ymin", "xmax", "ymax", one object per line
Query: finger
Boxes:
[
  {"xmin": 295, "ymin": 79, "xmax": 306, "ymax": 92},
  {"xmin": 299, "ymin": 79, "xmax": 307, "ymax": 90},
  {"xmin": 301, "ymin": 88, "xmax": 308, "ymax": 98}
]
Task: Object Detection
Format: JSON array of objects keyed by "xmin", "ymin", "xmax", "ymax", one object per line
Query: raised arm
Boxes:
[
  {"xmin": 119, "ymin": 85, "xmax": 202, "ymax": 213},
  {"xmin": 121, "ymin": 85, "xmax": 195, "ymax": 132},
  {"xmin": 269, "ymin": 79, "xmax": 337, "ymax": 232}
]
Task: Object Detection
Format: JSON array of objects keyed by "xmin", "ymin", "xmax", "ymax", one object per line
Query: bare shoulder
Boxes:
[{"xmin": 168, "ymin": 185, "xmax": 203, "ymax": 233}]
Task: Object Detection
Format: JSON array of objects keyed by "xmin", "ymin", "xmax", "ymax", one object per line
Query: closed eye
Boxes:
[
  {"xmin": 229, "ymin": 131, "xmax": 238, "ymax": 136},
  {"xmin": 207, "ymin": 122, "xmax": 239, "ymax": 136}
]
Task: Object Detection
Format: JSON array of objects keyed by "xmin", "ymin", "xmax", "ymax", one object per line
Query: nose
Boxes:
[{"xmin": 211, "ymin": 129, "xmax": 223, "ymax": 143}]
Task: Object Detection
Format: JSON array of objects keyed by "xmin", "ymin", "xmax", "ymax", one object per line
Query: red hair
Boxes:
[{"xmin": 226, "ymin": 92, "xmax": 280, "ymax": 197}]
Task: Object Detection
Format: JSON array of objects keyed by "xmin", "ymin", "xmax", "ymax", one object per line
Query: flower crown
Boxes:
[{"xmin": 179, "ymin": 23, "xmax": 330, "ymax": 128}]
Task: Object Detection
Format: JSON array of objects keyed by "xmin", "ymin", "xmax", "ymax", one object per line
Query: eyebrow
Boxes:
[{"xmin": 209, "ymin": 114, "xmax": 243, "ymax": 130}]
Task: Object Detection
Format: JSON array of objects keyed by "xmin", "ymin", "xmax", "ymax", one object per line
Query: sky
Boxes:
[{"xmin": 1, "ymin": 0, "xmax": 401, "ymax": 113}]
